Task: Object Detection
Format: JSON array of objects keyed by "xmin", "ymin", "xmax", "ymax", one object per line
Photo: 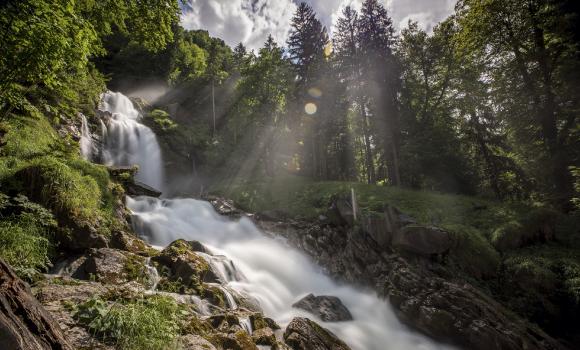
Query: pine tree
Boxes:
[{"xmin": 358, "ymin": 0, "xmax": 401, "ymax": 185}]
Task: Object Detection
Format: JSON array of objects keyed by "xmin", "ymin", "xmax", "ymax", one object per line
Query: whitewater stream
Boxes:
[{"xmin": 96, "ymin": 91, "xmax": 454, "ymax": 350}]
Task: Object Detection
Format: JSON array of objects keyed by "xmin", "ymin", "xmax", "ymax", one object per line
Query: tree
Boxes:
[
  {"xmin": 333, "ymin": 6, "xmax": 377, "ymax": 183},
  {"xmin": 287, "ymin": 2, "xmax": 329, "ymax": 83},
  {"xmin": 0, "ymin": 0, "xmax": 180, "ymax": 116},
  {"xmin": 358, "ymin": 0, "xmax": 401, "ymax": 185}
]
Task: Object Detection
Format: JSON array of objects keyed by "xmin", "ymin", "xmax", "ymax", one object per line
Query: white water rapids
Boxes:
[{"xmin": 102, "ymin": 91, "xmax": 453, "ymax": 350}]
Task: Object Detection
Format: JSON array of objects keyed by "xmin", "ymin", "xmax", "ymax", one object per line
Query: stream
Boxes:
[{"xmin": 97, "ymin": 91, "xmax": 454, "ymax": 350}]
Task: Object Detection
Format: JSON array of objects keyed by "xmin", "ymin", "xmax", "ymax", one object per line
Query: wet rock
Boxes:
[
  {"xmin": 252, "ymin": 327, "xmax": 276, "ymax": 346},
  {"xmin": 180, "ymin": 334, "xmax": 217, "ymax": 350},
  {"xmin": 283, "ymin": 317, "xmax": 351, "ymax": 350},
  {"xmin": 126, "ymin": 181, "xmax": 162, "ymax": 197},
  {"xmin": 109, "ymin": 230, "xmax": 158, "ymax": 256},
  {"xmin": 206, "ymin": 196, "xmax": 243, "ymax": 218},
  {"xmin": 0, "ymin": 259, "xmax": 72, "ymax": 350},
  {"xmin": 250, "ymin": 313, "xmax": 280, "ymax": 331},
  {"xmin": 392, "ymin": 225, "xmax": 451, "ymax": 256},
  {"xmin": 211, "ymin": 331, "xmax": 258, "ymax": 350},
  {"xmin": 54, "ymin": 248, "xmax": 151, "ymax": 286},
  {"xmin": 153, "ymin": 240, "xmax": 220, "ymax": 291},
  {"xmin": 292, "ymin": 294, "xmax": 352, "ymax": 322}
]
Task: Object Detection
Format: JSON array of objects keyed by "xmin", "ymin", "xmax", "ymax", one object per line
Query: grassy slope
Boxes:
[
  {"xmin": 0, "ymin": 109, "xmax": 122, "ymax": 275},
  {"xmin": 212, "ymin": 174, "xmax": 529, "ymax": 233}
]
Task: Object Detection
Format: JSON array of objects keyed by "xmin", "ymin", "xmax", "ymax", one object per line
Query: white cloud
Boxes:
[
  {"xmin": 180, "ymin": 0, "xmax": 297, "ymax": 50},
  {"xmin": 180, "ymin": 0, "xmax": 456, "ymax": 50}
]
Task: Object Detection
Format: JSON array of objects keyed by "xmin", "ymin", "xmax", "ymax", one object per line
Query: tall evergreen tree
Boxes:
[{"xmin": 358, "ymin": 0, "xmax": 401, "ymax": 186}]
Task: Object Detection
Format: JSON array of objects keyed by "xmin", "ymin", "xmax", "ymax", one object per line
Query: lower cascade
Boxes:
[{"xmin": 128, "ymin": 196, "xmax": 453, "ymax": 350}]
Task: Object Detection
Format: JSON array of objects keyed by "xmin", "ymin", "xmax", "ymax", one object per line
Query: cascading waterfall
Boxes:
[
  {"xmin": 99, "ymin": 91, "xmax": 164, "ymax": 190},
  {"xmin": 79, "ymin": 113, "xmax": 93, "ymax": 160},
  {"xmin": 128, "ymin": 197, "xmax": 455, "ymax": 350},
  {"xmin": 99, "ymin": 89, "xmax": 453, "ymax": 350}
]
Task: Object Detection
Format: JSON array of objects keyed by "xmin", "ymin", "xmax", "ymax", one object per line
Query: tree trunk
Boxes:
[
  {"xmin": 0, "ymin": 259, "xmax": 72, "ymax": 350},
  {"xmin": 359, "ymin": 97, "xmax": 375, "ymax": 184}
]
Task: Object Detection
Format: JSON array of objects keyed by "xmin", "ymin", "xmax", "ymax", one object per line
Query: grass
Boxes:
[
  {"xmin": 0, "ymin": 219, "xmax": 52, "ymax": 277},
  {"xmin": 0, "ymin": 110, "xmax": 123, "ymax": 236},
  {"xmin": 74, "ymin": 295, "xmax": 185, "ymax": 350},
  {"xmin": 212, "ymin": 174, "xmax": 528, "ymax": 235},
  {"xmin": 0, "ymin": 193, "xmax": 57, "ymax": 279}
]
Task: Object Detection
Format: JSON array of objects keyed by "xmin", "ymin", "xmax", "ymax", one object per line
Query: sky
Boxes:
[{"xmin": 180, "ymin": 0, "xmax": 457, "ymax": 50}]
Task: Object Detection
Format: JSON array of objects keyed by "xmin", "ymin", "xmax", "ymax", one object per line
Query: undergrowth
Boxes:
[{"xmin": 74, "ymin": 295, "xmax": 185, "ymax": 350}]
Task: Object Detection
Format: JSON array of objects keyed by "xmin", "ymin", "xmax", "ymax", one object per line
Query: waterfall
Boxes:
[
  {"xmin": 79, "ymin": 113, "xmax": 93, "ymax": 160},
  {"xmin": 127, "ymin": 196, "xmax": 455, "ymax": 350},
  {"xmin": 99, "ymin": 91, "xmax": 164, "ymax": 190}
]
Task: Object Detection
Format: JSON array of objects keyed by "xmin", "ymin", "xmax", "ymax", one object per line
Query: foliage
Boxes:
[
  {"xmin": 0, "ymin": 193, "xmax": 56, "ymax": 278},
  {"xmin": 74, "ymin": 295, "xmax": 183, "ymax": 350}
]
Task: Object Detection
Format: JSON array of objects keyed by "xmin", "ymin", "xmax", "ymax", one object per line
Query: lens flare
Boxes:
[
  {"xmin": 305, "ymin": 102, "xmax": 317, "ymax": 115},
  {"xmin": 308, "ymin": 87, "xmax": 322, "ymax": 98}
]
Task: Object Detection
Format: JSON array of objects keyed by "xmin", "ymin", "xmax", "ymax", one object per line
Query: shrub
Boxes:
[
  {"xmin": 444, "ymin": 224, "xmax": 500, "ymax": 279},
  {"xmin": 74, "ymin": 295, "xmax": 183, "ymax": 350},
  {"xmin": 0, "ymin": 194, "xmax": 56, "ymax": 278},
  {"xmin": 0, "ymin": 219, "xmax": 52, "ymax": 277}
]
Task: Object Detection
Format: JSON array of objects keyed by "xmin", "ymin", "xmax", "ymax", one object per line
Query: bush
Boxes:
[
  {"xmin": 0, "ymin": 194, "xmax": 56, "ymax": 278},
  {"xmin": 445, "ymin": 224, "xmax": 501, "ymax": 279},
  {"xmin": 74, "ymin": 295, "xmax": 183, "ymax": 350}
]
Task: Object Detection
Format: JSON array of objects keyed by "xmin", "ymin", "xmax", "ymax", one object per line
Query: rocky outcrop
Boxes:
[
  {"xmin": 0, "ymin": 259, "xmax": 72, "ymax": 350},
  {"xmin": 107, "ymin": 166, "xmax": 162, "ymax": 197},
  {"xmin": 292, "ymin": 294, "xmax": 352, "ymax": 322},
  {"xmin": 392, "ymin": 225, "xmax": 451, "ymax": 256},
  {"xmin": 256, "ymin": 217, "xmax": 567, "ymax": 350},
  {"xmin": 283, "ymin": 317, "xmax": 351, "ymax": 350}
]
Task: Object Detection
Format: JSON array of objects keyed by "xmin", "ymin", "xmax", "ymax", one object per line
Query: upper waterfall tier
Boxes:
[{"xmin": 99, "ymin": 91, "xmax": 164, "ymax": 191}]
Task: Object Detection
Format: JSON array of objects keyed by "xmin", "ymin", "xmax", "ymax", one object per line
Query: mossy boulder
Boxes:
[
  {"xmin": 392, "ymin": 224, "xmax": 451, "ymax": 256},
  {"xmin": 109, "ymin": 230, "xmax": 158, "ymax": 257},
  {"xmin": 57, "ymin": 248, "xmax": 151, "ymax": 286},
  {"xmin": 283, "ymin": 317, "xmax": 350, "ymax": 350},
  {"xmin": 153, "ymin": 239, "xmax": 219, "ymax": 292},
  {"xmin": 445, "ymin": 224, "xmax": 500, "ymax": 279}
]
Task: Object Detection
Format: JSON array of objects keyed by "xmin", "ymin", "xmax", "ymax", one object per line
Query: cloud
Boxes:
[
  {"xmin": 180, "ymin": 0, "xmax": 297, "ymax": 50},
  {"xmin": 180, "ymin": 0, "xmax": 456, "ymax": 50}
]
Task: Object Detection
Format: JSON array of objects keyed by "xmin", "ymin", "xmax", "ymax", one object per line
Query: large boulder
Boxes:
[
  {"xmin": 292, "ymin": 294, "xmax": 352, "ymax": 322},
  {"xmin": 0, "ymin": 259, "xmax": 72, "ymax": 350},
  {"xmin": 54, "ymin": 248, "xmax": 152, "ymax": 286},
  {"xmin": 392, "ymin": 225, "xmax": 451, "ymax": 256},
  {"xmin": 179, "ymin": 335, "xmax": 217, "ymax": 350},
  {"xmin": 283, "ymin": 317, "xmax": 351, "ymax": 350},
  {"xmin": 153, "ymin": 239, "xmax": 220, "ymax": 292}
]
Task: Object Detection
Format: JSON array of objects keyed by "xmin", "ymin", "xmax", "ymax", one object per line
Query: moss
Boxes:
[
  {"xmin": 183, "ymin": 316, "xmax": 213, "ymax": 337},
  {"xmin": 123, "ymin": 254, "xmax": 149, "ymax": 285},
  {"xmin": 201, "ymin": 285, "xmax": 226, "ymax": 308},
  {"xmin": 443, "ymin": 224, "xmax": 501, "ymax": 279},
  {"xmin": 148, "ymin": 109, "xmax": 177, "ymax": 132}
]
